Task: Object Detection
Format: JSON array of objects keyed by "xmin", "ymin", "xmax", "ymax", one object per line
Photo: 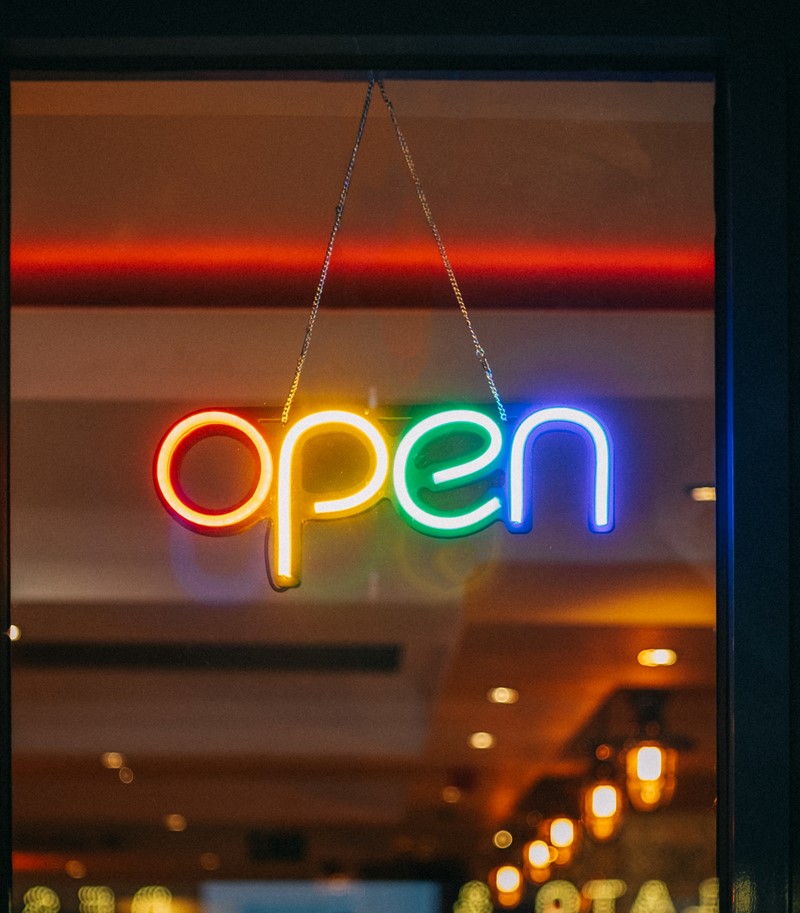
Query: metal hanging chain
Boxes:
[
  {"xmin": 281, "ymin": 75, "xmax": 507, "ymax": 424},
  {"xmin": 281, "ymin": 75, "xmax": 376, "ymax": 424},
  {"xmin": 376, "ymin": 79, "xmax": 506, "ymax": 423}
]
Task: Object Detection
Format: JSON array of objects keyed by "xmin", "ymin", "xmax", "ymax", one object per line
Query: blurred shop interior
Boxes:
[{"xmin": 9, "ymin": 77, "xmax": 715, "ymax": 913}]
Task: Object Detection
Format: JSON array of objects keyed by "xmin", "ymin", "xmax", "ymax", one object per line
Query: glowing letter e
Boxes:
[
  {"xmin": 393, "ymin": 409, "xmax": 503, "ymax": 537},
  {"xmin": 274, "ymin": 410, "xmax": 389, "ymax": 589},
  {"xmin": 508, "ymin": 407, "xmax": 614, "ymax": 534}
]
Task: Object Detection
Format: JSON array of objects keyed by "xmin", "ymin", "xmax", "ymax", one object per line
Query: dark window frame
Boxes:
[{"xmin": 2, "ymin": 12, "xmax": 798, "ymax": 913}]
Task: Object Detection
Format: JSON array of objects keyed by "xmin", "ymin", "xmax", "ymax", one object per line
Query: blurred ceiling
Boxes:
[
  {"xmin": 10, "ymin": 79, "xmax": 714, "ymax": 310},
  {"xmin": 9, "ymin": 77, "xmax": 715, "ymax": 897}
]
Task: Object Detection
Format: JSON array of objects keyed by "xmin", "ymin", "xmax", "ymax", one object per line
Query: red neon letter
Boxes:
[{"xmin": 154, "ymin": 410, "xmax": 273, "ymax": 534}]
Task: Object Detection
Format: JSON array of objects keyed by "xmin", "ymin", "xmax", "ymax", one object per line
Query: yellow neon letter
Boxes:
[
  {"xmin": 274, "ymin": 410, "xmax": 389, "ymax": 588},
  {"xmin": 154, "ymin": 410, "xmax": 273, "ymax": 533}
]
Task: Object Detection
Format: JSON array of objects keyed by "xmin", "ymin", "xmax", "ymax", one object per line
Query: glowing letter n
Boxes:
[{"xmin": 508, "ymin": 407, "xmax": 614, "ymax": 534}]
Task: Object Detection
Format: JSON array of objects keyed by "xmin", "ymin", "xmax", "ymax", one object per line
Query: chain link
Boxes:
[
  {"xmin": 281, "ymin": 75, "xmax": 506, "ymax": 424},
  {"xmin": 376, "ymin": 79, "xmax": 506, "ymax": 422},
  {"xmin": 281, "ymin": 76, "xmax": 375, "ymax": 424}
]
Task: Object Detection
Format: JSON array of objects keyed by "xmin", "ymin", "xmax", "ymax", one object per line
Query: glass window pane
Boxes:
[{"xmin": 10, "ymin": 75, "xmax": 715, "ymax": 913}]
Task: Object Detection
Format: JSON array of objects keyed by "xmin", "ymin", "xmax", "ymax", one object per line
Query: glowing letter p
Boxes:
[{"xmin": 273, "ymin": 411, "xmax": 389, "ymax": 589}]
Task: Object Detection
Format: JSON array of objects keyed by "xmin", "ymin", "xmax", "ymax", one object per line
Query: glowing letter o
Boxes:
[{"xmin": 154, "ymin": 410, "xmax": 273, "ymax": 533}]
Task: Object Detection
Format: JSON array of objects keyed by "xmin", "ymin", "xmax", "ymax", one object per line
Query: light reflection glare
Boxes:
[
  {"xmin": 493, "ymin": 829, "xmax": 513, "ymax": 849},
  {"xmin": 550, "ymin": 817, "xmax": 575, "ymax": 848},
  {"xmin": 487, "ymin": 686, "xmax": 519, "ymax": 704},
  {"xmin": 469, "ymin": 731, "xmax": 496, "ymax": 749},
  {"xmin": 591, "ymin": 784, "xmax": 619, "ymax": 818},
  {"xmin": 495, "ymin": 865, "xmax": 522, "ymax": 893},
  {"xmin": 636, "ymin": 746, "xmax": 664, "ymax": 781},
  {"xmin": 118, "ymin": 767, "xmax": 134, "ymax": 784},
  {"xmin": 442, "ymin": 785, "xmax": 462, "ymax": 803},
  {"xmin": 65, "ymin": 861, "xmax": 87, "ymax": 879},
  {"xmin": 637, "ymin": 648, "xmax": 677, "ymax": 667},
  {"xmin": 164, "ymin": 813, "xmax": 187, "ymax": 832},
  {"xmin": 101, "ymin": 752, "xmax": 125, "ymax": 770},
  {"xmin": 8, "ymin": 624, "xmax": 21, "ymax": 641},
  {"xmin": 526, "ymin": 840, "xmax": 551, "ymax": 868}
]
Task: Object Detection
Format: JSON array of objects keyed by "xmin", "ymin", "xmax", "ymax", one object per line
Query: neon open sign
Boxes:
[{"xmin": 154, "ymin": 406, "xmax": 614, "ymax": 589}]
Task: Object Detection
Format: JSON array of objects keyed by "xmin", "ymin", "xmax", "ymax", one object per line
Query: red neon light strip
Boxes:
[
  {"xmin": 12, "ymin": 851, "xmax": 67, "ymax": 873},
  {"xmin": 11, "ymin": 239, "xmax": 714, "ymax": 308},
  {"xmin": 12, "ymin": 239, "xmax": 713, "ymax": 276}
]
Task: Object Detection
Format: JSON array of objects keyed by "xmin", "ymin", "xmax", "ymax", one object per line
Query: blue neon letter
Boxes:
[{"xmin": 507, "ymin": 407, "xmax": 614, "ymax": 533}]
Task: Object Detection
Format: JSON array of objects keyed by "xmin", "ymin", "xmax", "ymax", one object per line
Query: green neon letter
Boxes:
[{"xmin": 392, "ymin": 409, "xmax": 503, "ymax": 537}]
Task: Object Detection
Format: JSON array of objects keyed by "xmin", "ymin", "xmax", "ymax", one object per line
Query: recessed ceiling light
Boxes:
[
  {"xmin": 165, "ymin": 813, "xmax": 187, "ymax": 832},
  {"xmin": 469, "ymin": 731, "xmax": 496, "ymax": 749},
  {"xmin": 200, "ymin": 852, "xmax": 220, "ymax": 872},
  {"xmin": 638, "ymin": 648, "xmax": 677, "ymax": 667},
  {"xmin": 441, "ymin": 785, "xmax": 461, "ymax": 803},
  {"xmin": 487, "ymin": 686, "xmax": 519, "ymax": 704}
]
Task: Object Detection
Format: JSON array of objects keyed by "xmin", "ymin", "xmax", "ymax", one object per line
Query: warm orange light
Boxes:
[
  {"xmin": 637, "ymin": 648, "xmax": 677, "ymax": 667},
  {"xmin": 491, "ymin": 865, "xmax": 523, "ymax": 907},
  {"xmin": 637, "ymin": 746, "xmax": 663, "ymax": 780},
  {"xmin": 65, "ymin": 860, "xmax": 86, "ymax": 879},
  {"xmin": 154, "ymin": 410, "xmax": 273, "ymax": 533},
  {"xmin": 469, "ymin": 731, "xmax": 496, "ymax": 749},
  {"xmin": 583, "ymin": 781, "xmax": 624, "ymax": 842},
  {"xmin": 164, "ymin": 813, "xmax": 187, "ymax": 832},
  {"xmin": 12, "ymin": 239, "xmax": 715, "ymax": 282},
  {"xmin": 495, "ymin": 866, "xmax": 522, "ymax": 893},
  {"xmin": 12, "ymin": 853, "xmax": 65, "ymax": 874},
  {"xmin": 525, "ymin": 840, "xmax": 552, "ymax": 869},
  {"xmin": 493, "ymin": 830, "xmax": 513, "ymax": 849},
  {"xmin": 592, "ymin": 784, "xmax": 619, "ymax": 818},
  {"xmin": 487, "ymin": 686, "xmax": 519, "ymax": 704},
  {"xmin": 523, "ymin": 840, "xmax": 555, "ymax": 883},
  {"xmin": 549, "ymin": 817, "xmax": 575, "ymax": 848},
  {"xmin": 626, "ymin": 742, "xmax": 677, "ymax": 811}
]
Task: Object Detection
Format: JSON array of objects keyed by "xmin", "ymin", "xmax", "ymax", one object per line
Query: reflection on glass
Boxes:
[
  {"xmin": 10, "ymin": 76, "xmax": 715, "ymax": 913},
  {"xmin": 583, "ymin": 781, "xmax": 624, "ymax": 842},
  {"xmin": 626, "ymin": 743, "xmax": 678, "ymax": 810}
]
